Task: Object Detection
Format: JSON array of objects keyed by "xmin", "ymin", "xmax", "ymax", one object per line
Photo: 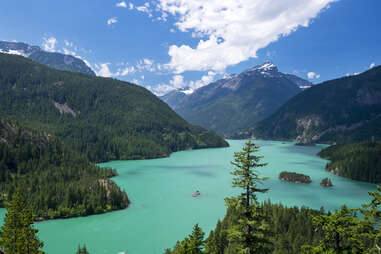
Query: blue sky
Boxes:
[{"xmin": 1, "ymin": 0, "xmax": 380, "ymax": 95}]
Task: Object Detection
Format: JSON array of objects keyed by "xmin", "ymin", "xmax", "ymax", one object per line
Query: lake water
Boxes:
[{"xmin": 0, "ymin": 140, "xmax": 376, "ymax": 254}]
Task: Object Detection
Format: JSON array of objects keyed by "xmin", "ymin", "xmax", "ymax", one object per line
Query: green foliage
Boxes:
[
  {"xmin": 278, "ymin": 171, "xmax": 312, "ymax": 183},
  {"xmin": 302, "ymin": 206, "xmax": 375, "ymax": 253},
  {"xmin": 242, "ymin": 66, "xmax": 381, "ymax": 143},
  {"xmin": 0, "ymin": 191, "xmax": 44, "ymax": 254},
  {"xmin": 226, "ymin": 141, "xmax": 272, "ymax": 254},
  {"xmin": 0, "ymin": 53, "xmax": 227, "ymax": 163},
  {"xmin": 319, "ymin": 141, "xmax": 381, "ymax": 183},
  {"xmin": 204, "ymin": 202, "xmax": 324, "ymax": 254},
  {"xmin": 165, "ymin": 224, "xmax": 205, "ymax": 254},
  {"xmin": 76, "ymin": 245, "xmax": 90, "ymax": 254},
  {"xmin": 0, "ymin": 118, "xmax": 129, "ymax": 219}
]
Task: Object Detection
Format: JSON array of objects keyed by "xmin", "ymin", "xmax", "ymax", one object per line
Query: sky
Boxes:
[{"xmin": 1, "ymin": 0, "xmax": 380, "ymax": 95}]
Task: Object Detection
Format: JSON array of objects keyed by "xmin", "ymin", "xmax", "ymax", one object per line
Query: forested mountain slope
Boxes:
[
  {"xmin": 0, "ymin": 117, "xmax": 129, "ymax": 219},
  {"xmin": 161, "ymin": 62, "xmax": 311, "ymax": 135},
  {"xmin": 0, "ymin": 53, "xmax": 228, "ymax": 162},
  {"xmin": 237, "ymin": 66, "xmax": 381, "ymax": 143}
]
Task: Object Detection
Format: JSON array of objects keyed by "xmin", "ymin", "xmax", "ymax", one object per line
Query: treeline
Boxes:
[
  {"xmin": 204, "ymin": 202, "xmax": 323, "ymax": 254},
  {"xmin": 0, "ymin": 118, "xmax": 129, "ymax": 219},
  {"xmin": 319, "ymin": 141, "xmax": 381, "ymax": 183},
  {"xmin": 0, "ymin": 53, "xmax": 227, "ymax": 163},
  {"xmin": 278, "ymin": 171, "xmax": 312, "ymax": 183}
]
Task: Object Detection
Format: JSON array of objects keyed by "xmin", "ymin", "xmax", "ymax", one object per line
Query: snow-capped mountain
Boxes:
[
  {"xmin": 160, "ymin": 62, "xmax": 312, "ymax": 135},
  {"xmin": 0, "ymin": 41, "xmax": 95, "ymax": 76}
]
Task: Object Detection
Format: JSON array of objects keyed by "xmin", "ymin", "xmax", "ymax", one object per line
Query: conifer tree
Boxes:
[
  {"xmin": 226, "ymin": 140, "xmax": 272, "ymax": 254},
  {"xmin": 189, "ymin": 224, "xmax": 205, "ymax": 254},
  {"xmin": 0, "ymin": 191, "xmax": 44, "ymax": 254},
  {"xmin": 76, "ymin": 244, "xmax": 90, "ymax": 254},
  {"xmin": 302, "ymin": 205, "xmax": 374, "ymax": 254}
]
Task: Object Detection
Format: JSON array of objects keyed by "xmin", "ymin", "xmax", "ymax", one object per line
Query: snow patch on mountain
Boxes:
[{"xmin": 0, "ymin": 49, "xmax": 28, "ymax": 57}]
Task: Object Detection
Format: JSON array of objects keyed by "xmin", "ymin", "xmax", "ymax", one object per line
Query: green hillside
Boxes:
[
  {"xmin": 0, "ymin": 118, "xmax": 129, "ymax": 220},
  {"xmin": 0, "ymin": 53, "xmax": 228, "ymax": 162},
  {"xmin": 238, "ymin": 66, "xmax": 381, "ymax": 143},
  {"xmin": 318, "ymin": 141, "xmax": 381, "ymax": 183}
]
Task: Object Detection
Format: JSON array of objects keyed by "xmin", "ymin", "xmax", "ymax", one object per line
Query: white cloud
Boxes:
[
  {"xmin": 370, "ymin": 62, "xmax": 376, "ymax": 69},
  {"xmin": 353, "ymin": 72, "xmax": 360, "ymax": 76},
  {"xmin": 116, "ymin": 66, "xmax": 136, "ymax": 76},
  {"xmin": 129, "ymin": 3, "xmax": 134, "ymax": 9},
  {"xmin": 96, "ymin": 63, "xmax": 113, "ymax": 77},
  {"xmin": 116, "ymin": 1, "xmax": 127, "ymax": 8},
  {"xmin": 42, "ymin": 37, "xmax": 57, "ymax": 52},
  {"xmin": 307, "ymin": 72, "xmax": 320, "ymax": 79},
  {"xmin": 189, "ymin": 71, "xmax": 216, "ymax": 89},
  {"xmin": 64, "ymin": 40, "xmax": 73, "ymax": 47},
  {"xmin": 107, "ymin": 17, "xmax": 118, "ymax": 26},
  {"xmin": 147, "ymin": 0, "xmax": 337, "ymax": 73},
  {"xmin": 170, "ymin": 75, "xmax": 185, "ymax": 88},
  {"xmin": 150, "ymin": 71, "xmax": 217, "ymax": 96},
  {"xmin": 137, "ymin": 58, "xmax": 156, "ymax": 72}
]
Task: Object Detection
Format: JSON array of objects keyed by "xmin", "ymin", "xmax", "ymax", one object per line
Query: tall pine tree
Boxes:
[
  {"xmin": 226, "ymin": 141, "xmax": 272, "ymax": 254},
  {"xmin": 0, "ymin": 191, "xmax": 44, "ymax": 254}
]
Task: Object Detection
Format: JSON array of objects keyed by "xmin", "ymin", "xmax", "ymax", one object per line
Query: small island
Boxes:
[
  {"xmin": 278, "ymin": 171, "xmax": 312, "ymax": 184},
  {"xmin": 320, "ymin": 178, "xmax": 333, "ymax": 187}
]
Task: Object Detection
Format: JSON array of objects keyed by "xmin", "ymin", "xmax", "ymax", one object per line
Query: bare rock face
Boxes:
[{"xmin": 53, "ymin": 101, "xmax": 78, "ymax": 117}]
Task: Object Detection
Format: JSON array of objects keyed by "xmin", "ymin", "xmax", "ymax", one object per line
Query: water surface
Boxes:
[{"xmin": 0, "ymin": 140, "xmax": 375, "ymax": 254}]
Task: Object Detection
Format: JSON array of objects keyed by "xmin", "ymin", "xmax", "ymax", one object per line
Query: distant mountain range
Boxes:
[
  {"xmin": 235, "ymin": 66, "xmax": 381, "ymax": 143},
  {"xmin": 0, "ymin": 40, "xmax": 95, "ymax": 76},
  {"xmin": 161, "ymin": 62, "xmax": 313, "ymax": 135},
  {"xmin": 0, "ymin": 53, "xmax": 227, "ymax": 162}
]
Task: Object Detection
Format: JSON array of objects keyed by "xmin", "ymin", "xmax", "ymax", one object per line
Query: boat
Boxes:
[{"xmin": 192, "ymin": 190, "xmax": 200, "ymax": 197}]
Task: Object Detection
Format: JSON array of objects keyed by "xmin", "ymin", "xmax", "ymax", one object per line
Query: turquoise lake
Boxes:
[{"xmin": 0, "ymin": 140, "xmax": 376, "ymax": 253}]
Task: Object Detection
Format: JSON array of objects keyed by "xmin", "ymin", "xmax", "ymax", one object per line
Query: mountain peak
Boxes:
[{"xmin": 246, "ymin": 61, "xmax": 278, "ymax": 74}]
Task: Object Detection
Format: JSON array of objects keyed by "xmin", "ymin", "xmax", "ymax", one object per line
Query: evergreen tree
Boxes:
[
  {"xmin": 226, "ymin": 140, "xmax": 272, "ymax": 254},
  {"xmin": 0, "ymin": 191, "xmax": 44, "ymax": 254},
  {"xmin": 76, "ymin": 244, "xmax": 90, "ymax": 254},
  {"xmin": 189, "ymin": 224, "xmax": 205, "ymax": 254},
  {"xmin": 302, "ymin": 205, "xmax": 374, "ymax": 254},
  {"xmin": 361, "ymin": 186, "xmax": 381, "ymax": 253}
]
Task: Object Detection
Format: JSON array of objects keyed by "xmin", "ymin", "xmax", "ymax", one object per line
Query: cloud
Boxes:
[
  {"xmin": 96, "ymin": 63, "xmax": 113, "ymax": 77},
  {"xmin": 307, "ymin": 72, "xmax": 320, "ymax": 79},
  {"xmin": 189, "ymin": 71, "xmax": 216, "ymax": 89},
  {"xmin": 370, "ymin": 62, "xmax": 376, "ymax": 69},
  {"xmin": 42, "ymin": 37, "xmax": 57, "ymax": 52},
  {"xmin": 107, "ymin": 17, "xmax": 118, "ymax": 26},
  {"xmin": 116, "ymin": 1, "xmax": 127, "ymax": 8},
  {"xmin": 170, "ymin": 75, "xmax": 185, "ymax": 88},
  {"xmin": 128, "ymin": 2, "xmax": 153, "ymax": 17},
  {"xmin": 116, "ymin": 66, "xmax": 136, "ymax": 76},
  {"xmin": 146, "ymin": 0, "xmax": 337, "ymax": 73},
  {"xmin": 137, "ymin": 58, "xmax": 156, "ymax": 72},
  {"xmin": 149, "ymin": 71, "xmax": 217, "ymax": 96}
]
